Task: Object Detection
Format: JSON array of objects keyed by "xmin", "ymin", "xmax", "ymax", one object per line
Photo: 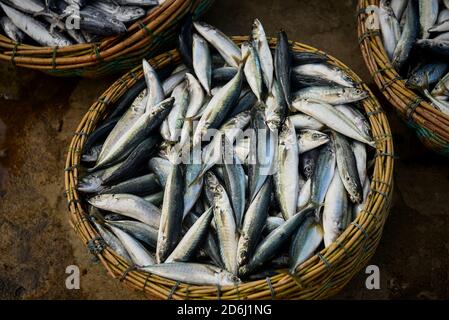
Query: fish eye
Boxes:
[{"xmin": 312, "ymin": 133, "xmax": 320, "ymax": 139}]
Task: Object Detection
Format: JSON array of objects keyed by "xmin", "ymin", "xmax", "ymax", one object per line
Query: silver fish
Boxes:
[
  {"xmin": 293, "ymin": 86, "xmax": 368, "ymax": 105},
  {"xmin": 160, "ymin": 82, "xmax": 189, "ymax": 143},
  {"xmin": 91, "ymin": 217, "xmax": 132, "ymax": 263},
  {"xmin": 333, "ymin": 132, "xmax": 363, "ymax": 203},
  {"xmin": 242, "ymin": 41, "xmax": 263, "ymax": 101},
  {"xmin": 109, "ymin": 225, "xmax": 155, "ymax": 267},
  {"xmin": 310, "ymin": 142, "xmax": 336, "ymax": 212},
  {"xmin": 264, "ymin": 216, "xmax": 285, "ymax": 235},
  {"xmin": 265, "ymin": 79, "xmax": 285, "ymax": 132},
  {"xmin": 379, "ymin": 0, "xmax": 401, "ymax": 59},
  {"xmin": 292, "ymin": 99, "xmax": 375, "ymax": 146},
  {"xmin": 96, "ymin": 97, "xmax": 174, "ymax": 168},
  {"xmin": 148, "ymin": 157, "xmax": 170, "ymax": 187},
  {"xmin": 297, "ymin": 178, "xmax": 312, "ymax": 210},
  {"xmin": 140, "ymin": 262, "xmax": 239, "ymax": 286},
  {"xmin": 297, "ymin": 129, "xmax": 329, "ymax": 154},
  {"xmin": 166, "ymin": 207, "xmax": 214, "ymax": 263},
  {"xmin": 0, "ymin": 16, "xmax": 25, "ymax": 43},
  {"xmin": 193, "ymin": 21, "xmax": 241, "ymax": 68},
  {"xmin": 239, "ymin": 205, "xmax": 314, "ymax": 277},
  {"xmin": 183, "ymin": 162, "xmax": 203, "ymax": 218},
  {"xmin": 353, "ymin": 178, "xmax": 371, "ymax": 219},
  {"xmin": 193, "ymin": 65, "xmax": 243, "ymax": 146},
  {"xmin": 1, "ymin": 3, "xmax": 72, "ymax": 47},
  {"xmin": 163, "ymin": 69, "xmax": 188, "ymax": 96},
  {"xmin": 107, "ymin": 220, "xmax": 158, "ymax": 249},
  {"xmin": 289, "ymin": 213, "xmax": 323, "ymax": 273},
  {"xmin": 334, "ymin": 105, "xmax": 372, "ymax": 141},
  {"xmin": 221, "ymin": 136, "xmax": 246, "ymax": 229},
  {"xmin": 237, "ymin": 177, "xmax": 271, "ymax": 267},
  {"xmin": 289, "ymin": 114, "xmax": 325, "ymax": 131},
  {"xmin": 143, "ymin": 191, "xmax": 164, "ymax": 206},
  {"xmin": 185, "ymin": 73, "xmax": 205, "ymax": 119},
  {"xmin": 205, "ymin": 171, "xmax": 238, "ymax": 275},
  {"xmin": 193, "ymin": 33, "xmax": 212, "ymax": 95},
  {"xmin": 156, "ymin": 158, "xmax": 184, "ymax": 263},
  {"xmin": 248, "ymin": 108, "xmax": 276, "ymax": 202},
  {"xmin": 252, "ymin": 19, "xmax": 274, "ymax": 91},
  {"xmin": 293, "ymin": 64, "xmax": 355, "ymax": 88},
  {"xmin": 323, "ymin": 171, "xmax": 351, "ymax": 247},
  {"xmin": 419, "ymin": 0, "xmax": 439, "ymax": 39},
  {"xmin": 274, "ymin": 118, "xmax": 299, "ymax": 220},
  {"xmin": 88, "ymin": 193, "xmax": 161, "ymax": 229}
]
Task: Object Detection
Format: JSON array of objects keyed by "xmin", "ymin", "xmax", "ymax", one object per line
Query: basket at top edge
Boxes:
[
  {"xmin": 0, "ymin": 0, "xmax": 213, "ymax": 78},
  {"xmin": 357, "ymin": 0, "xmax": 449, "ymax": 157},
  {"xmin": 65, "ymin": 36, "xmax": 394, "ymax": 300}
]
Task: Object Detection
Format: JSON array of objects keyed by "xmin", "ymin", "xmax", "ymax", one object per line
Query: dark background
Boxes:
[{"xmin": 0, "ymin": 0, "xmax": 448, "ymax": 299}]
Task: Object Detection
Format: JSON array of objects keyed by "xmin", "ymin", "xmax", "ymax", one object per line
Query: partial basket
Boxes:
[
  {"xmin": 0, "ymin": 0, "xmax": 213, "ymax": 78},
  {"xmin": 65, "ymin": 37, "xmax": 394, "ymax": 300},
  {"xmin": 357, "ymin": 0, "xmax": 449, "ymax": 156}
]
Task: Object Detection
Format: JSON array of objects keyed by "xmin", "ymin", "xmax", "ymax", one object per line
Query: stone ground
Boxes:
[{"xmin": 0, "ymin": 0, "xmax": 448, "ymax": 300}]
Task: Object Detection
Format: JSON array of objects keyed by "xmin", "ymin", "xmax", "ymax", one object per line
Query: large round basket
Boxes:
[
  {"xmin": 357, "ymin": 0, "xmax": 449, "ymax": 156},
  {"xmin": 0, "ymin": 0, "xmax": 213, "ymax": 78},
  {"xmin": 65, "ymin": 36, "xmax": 394, "ymax": 300}
]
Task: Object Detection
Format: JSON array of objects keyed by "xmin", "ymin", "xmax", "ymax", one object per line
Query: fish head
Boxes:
[
  {"xmin": 405, "ymin": 73, "xmax": 426, "ymax": 89},
  {"xmin": 77, "ymin": 175, "xmax": 103, "ymax": 193},
  {"xmin": 379, "ymin": 0, "xmax": 392, "ymax": 9},
  {"xmin": 300, "ymin": 129, "xmax": 329, "ymax": 144},
  {"xmin": 149, "ymin": 97, "xmax": 175, "ymax": 116},
  {"xmin": 241, "ymin": 41, "xmax": 252, "ymax": 60},
  {"xmin": 416, "ymin": 39, "xmax": 432, "ymax": 50},
  {"xmin": 110, "ymin": 17, "xmax": 127, "ymax": 33},
  {"xmin": 343, "ymin": 88, "xmax": 369, "ymax": 101},
  {"xmin": 87, "ymin": 194, "xmax": 111, "ymax": 207},
  {"xmin": 204, "ymin": 171, "xmax": 221, "ymax": 191},
  {"xmin": 266, "ymin": 117, "xmax": 280, "ymax": 132},
  {"xmin": 193, "ymin": 21, "xmax": 213, "ymax": 32},
  {"xmin": 291, "ymin": 97, "xmax": 310, "ymax": 112},
  {"xmin": 252, "ymin": 18, "xmax": 263, "ymax": 34},
  {"xmin": 341, "ymin": 172, "xmax": 362, "ymax": 203},
  {"xmin": 185, "ymin": 72, "xmax": 196, "ymax": 86},
  {"xmin": 218, "ymin": 270, "xmax": 241, "ymax": 287},
  {"xmin": 303, "ymin": 159, "xmax": 315, "ymax": 178},
  {"xmin": 192, "ymin": 33, "xmax": 207, "ymax": 45},
  {"xmin": 121, "ymin": 7, "xmax": 146, "ymax": 20}
]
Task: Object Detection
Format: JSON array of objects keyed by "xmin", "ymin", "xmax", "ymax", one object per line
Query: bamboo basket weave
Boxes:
[
  {"xmin": 0, "ymin": 0, "xmax": 213, "ymax": 78},
  {"xmin": 64, "ymin": 37, "xmax": 394, "ymax": 300},
  {"xmin": 357, "ymin": 0, "xmax": 449, "ymax": 156}
]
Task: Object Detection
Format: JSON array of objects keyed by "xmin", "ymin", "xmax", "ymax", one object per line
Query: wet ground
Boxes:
[{"xmin": 0, "ymin": 0, "xmax": 448, "ymax": 300}]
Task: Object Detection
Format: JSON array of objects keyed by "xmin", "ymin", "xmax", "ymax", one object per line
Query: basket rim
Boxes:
[
  {"xmin": 64, "ymin": 36, "xmax": 394, "ymax": 300},
  {"xmin": 0, "ymin": 0, "xmax": 204, "ymax": 70},
  {"xmin": 357, "ymin": 0, "xmax": 449, "ymax": 153}
]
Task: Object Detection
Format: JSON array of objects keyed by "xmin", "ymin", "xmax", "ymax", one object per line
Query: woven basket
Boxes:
[
  {"xmin": 65, "ymin": 36, "xmax": 394, "ymax": 300},
  {"xmin": 357, "ymin": 0, "xmax": 449, "ymax": 156},
  {"xmin": 0, "ymin": 0, "xmax": 213, "ymax": 78}
]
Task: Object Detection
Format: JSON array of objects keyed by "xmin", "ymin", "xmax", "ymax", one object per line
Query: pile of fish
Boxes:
[
  {"xmin": 79, "ymin": 19, "xmax": 374, "ymax": 287},
  {"xmin": 0, "ymin": 0, "xmax": 164, "ymax": 46},
  {"xmin": 377, "ymin": 0, "xmax": 449, "ymax": 115}
]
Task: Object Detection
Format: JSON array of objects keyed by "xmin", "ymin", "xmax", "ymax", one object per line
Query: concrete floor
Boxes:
[{"xmin": 0, "ymin": 0, "xmax": 448, "ymax": 300}]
